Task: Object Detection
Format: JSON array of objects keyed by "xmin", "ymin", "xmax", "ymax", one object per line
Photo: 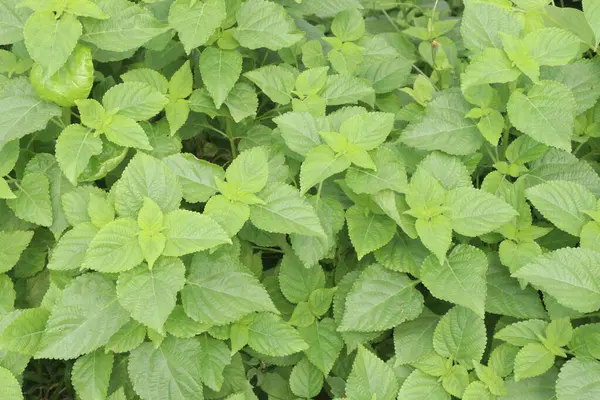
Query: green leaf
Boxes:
[
  {"xmin": 0, "ymin": 308, "xmax": 49, "ymax": 355},
  {"xmin": 250, "ymin": 183, "xmax": 324, "ymax": 237},
  {"xmin": 81, "ymin": 0, "xmax": 168, "ymax": 52},
  {"xmin": 24, "ymin": 12, "xmax": 81, "ymax": 77},
  {"xmin": 463, "ymin": 381, "xmax": 492, "ymax": 400},
  {"xmin": 165, "ymin": 306, "xmax": 209, "ymax": 339},
  {"xmin": 56, "ymin": 124, "xmax": 103, "ymax": 185},
  {"xmin": 82, "ymin": 218, "xmax": 144, "ymax": 273},
  {"xmin": 247, "ymin": 312, "xmax": 308, "ymax": 357},
  {"xmin": 346, "ymin": 346, "xmax": 399, "ymax": 400},
  {"xmin": 199, "ymin": 47, "xmax": 242, "ymax": 108},
  {"xmin": 278, "ymin": 252, "xmax": 325, "ymax": 304},
  {"xmin": 105, "ymin": 320, "xmax": 146, "ymax": 353},
  {"xmin": 0, "ymin": 0, "xmax": 31, "ymax": 45},
  {"xmin": 204, "ymin": 195, "xmax": 249, "ymax": 237},
  {"xmin": 163, "ymin": 154, "xmax": 223, "ymax": 204},
  {"xmin": 569, "ymin": 324, "xmax": 600, "ymax": 359},
  {"xmin": 225, "ymin": 82, "xmax": 258, "ymax": 122},
  {"xmin": 461, "ymin": 48, "xmax": 521, "ymax": 90},
  {"xmin": 168, "ymin": 0, "xmax": 225, "ymax": 54},
  {"xmin": 47, "ymin": 223, "xmax": 98, "ymax": 271},
  {"xmin": 276, "ymin": 112, "xmax": 329, "ymax": 157},
  {"xmin": 541, "ymin": 59, "xmax": 600, "ymax": 114},
  {"xmin": 445, "ymin": 187, "xmax": 517, "ymax": 236},
  {"xmin": 0, "ymin": 366, "xmax": 23, "ymax": 399},
  {"xmin": 461, "ymin": 3, "xmax": 522, "ymax": 53},
  {"xmin": 0, "ymin": 274, "xmax": 15, "ymax": 314},
  {"xmin": 71, "ymin": 350, "xmax": 114, "ymax": 400},
  {"xmin": 0, "ymin": 231, "xmax": 33, "ymax": 273},
  {"xmin": 339, "ymin": 111, "xmax": 394, "ymax": 151},
  {"xmin": 182, "ymin": 251, "xmax": 277, "ymax": 326},
  {"xmin": 30, "ymin": 44, "xmax": 94, "ymax": 107},
  {"xmin": 103, "ymin": 115, "xmax": 152, "ymax": 150},
  {"xmin": 507, "ymin": 81, "xmax": 575, "ymax": 151},
  {"xmin": 198, "ymin": 334, "xmax": 231, "ymax": 391},
  {"xmin": 102, "ymin": 82, "xmax": 168, "ymax": 121},
  {"xmin": 320, "ymin": 74, "xmax": 375, "ymax": 106},
  {"xmin": 7, "ymin": 172, "xmax": 53, "ymax": 227},
  {"xmin": 234, "ymin": 0, "xmax": 303, "ymax": 50},
  {"xmin": 116, "ymin": 258, "xmax": 186, "ymax": 333},
  {"xmin": 0, "ymin": 140, "xmax": 19, "ymax": 176},
  {"xmin": 0, "ymin": 77, "xmax": 60, "ymax": 149},
  {"xmin": 514, "ymin": 247, "xmax": 600, "ymax": 313},
  {"xmin": 514, "ymin": 343, "xmax": 555, "ymax": 381},
  {"xmin": 113, "ymin": 153, "xmax": 182, "ymax": 218},
  {"xmin": 398, "ymin": 369, "xmax": 449, "ymax": 400},
  {"xmin": 443, "ymin": 365, "xmax": 470, "ymax": 398},
  {"xmin": 300, "ymin": 145, "xmax": 350, "ymax": 194},
  {"xmin": 546, "ymin": 318, "xmax": 572, "ymax": 348},
  {"xmin": 486, "ymin": 254, "xmax": 548, "ymax": 319},
  {"xmin": 556, "ymin": 358, "xmax": 600, "ymax": 400},
  {"xmin": 36, "ymin": 274, "xmax": 129, "ymax": 359},
  {"xmin": 525, "ymin": 181, "xmax": 595, "ymax": 236},
  {"xmin": 289, "ymin": 357, "xmax": 323, "ymax": 398},
  {"xmin": 402, "ymin": 92, "xmax": 483, "ymax": 155},
  {"xmin": 128, "ymin": 336, "xmax": 204, "ymax": 400},
  {"xmin": 331, "ymin": 8, "xmax": 364, "ymax": 42},
  {"xmin": 340, "ymin": 264, "xmax": 423, "ymax": 332},
  {"xmin": 245, "ymin": 65, "xmax": 295, "ymax": 105},
  {"xmin": 226, "ymin": 147, "xmax": 269, "ymax": 194},
  {"xmin": 393, "ymin": 309, "xmax": 439, "ymax": 365},
  {"xmin": 524, "ymin": 28, "xmax": 581, "ymax": 66},
  {"xmin": 298, "ymin": 318, "xmax": 343, "ymax": 375},
  {"xmin": 415, "ymin": 215, "xmax": 452, "ymax": 264},
  {"xmin": 346, "ymin": 205, "xmax": 396, "ymax": 260},
  {"xmin": 137, "ymin": 197, "xmax": 163, "ymax": 232},
  {"xmin": 584, "ymin": 0, "xmax": 600, "ymax": 48},
  {"xmin": 495, "ymin": 319, "xmax": 548, "ymax": 346},
  {"xmin": 121, "ymin": 68, "xmax": 168, "ymax": 94},
  {"xmin": 162, "ymin": 210, "xmax": 230, "ymax": 256},
  {"xmin": 433, "ymin": 306, "xmax": 487, "ymax": 366},
  {"xmin": 422, "ymin": 244, "xmax": 488, "ymax": 317},
  {"xmin": 169, "ymin": 61, "xmax": 192, "ymax": 100}
]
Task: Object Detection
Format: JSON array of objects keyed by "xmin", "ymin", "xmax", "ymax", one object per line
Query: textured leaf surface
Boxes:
[
  {"xmin": 346, "ymin": 346, "xmax": 399, "ymax": 400},
  {"xmin": 433, "ymin": 306, "xmax": 487, "ymax": 366},
  {"xmin": 247, "ymin": 313, "xmax": 308, "ymax": 357},
  {"xmin": 71, "ymin": 350, "xmax": 114, "ymax": 400}
]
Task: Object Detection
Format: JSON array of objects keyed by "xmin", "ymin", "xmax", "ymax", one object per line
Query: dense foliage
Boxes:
[{"xmin": 1, "ymin": 0, "xmax": 600, "ymax": 398}]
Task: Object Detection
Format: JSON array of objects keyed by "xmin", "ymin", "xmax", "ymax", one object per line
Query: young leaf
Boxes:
[
  {"xmin": 346, "ymin": 346, "xmax": 399, "ymax": 400},
  {"xmin": 0, "ymin": 366, "xmax": 23, "ymax": 400},
  {"xmin": 7, "ymin": 172, "xmax": 53, "ymax": 227},
  {"xmin": 346, "ymin": 205, "xmax": 396, "ymax": 260},
  {"xmin": 56, "ymin": 124, "xmax": 103, "ymax": 185},
  {"xmin": 247, "ymin": 313, "xmax": 308, "ymax": 357},
  {"xmin": 278, "ymin": 252, "xmax": 325, "ymax": 304},
  {"xmin": 199, "ymin": 47, "xmax": 242, "ymax": 108},
  {"xmin": 514, "ymin": 343, "xmax": 555, "ymax": 381},
  {"xmin": 245, "ymin": 65, "xmax": 296, "ymax": 105},
  {"xmin": 102, "ymin": 82, "xmax": 168, "ymax": 121},
  {"xmin": 433, "ymin": 306, "xmax": 487, "ymax": 367},
  {"xmin": 298, "ymin": 318, "xmax": 343, "ymax": 375},
  {"xmin": 162, "ymin": 210, "xmax": 230, "ymax": 256}
]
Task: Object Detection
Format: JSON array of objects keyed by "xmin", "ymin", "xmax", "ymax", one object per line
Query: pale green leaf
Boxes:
[
  {"xmin": 320, "ymin": 74, "xmax": 375, "ymax": 106},
  {"xmin": 461, "ymin": 3, "xmax": 522, "ymax": 53},
  {"xmin": 198, "ymin": 334, "xmax": 231, "ymax": 391},
  {"xmin": 433, "ymin": 306, "xmax": 487, "ymax": 366},
  {"xmin": 163, "ymin": 153, "xmax": 223, "ymax": 204},
  {"xmin": 182, "ymin": 251, "xmax": 277, "ymax": 326},
  {"xmin": 247, "ymin": 312, "xmax": 308, "ymax": 357},
  {"xmin": 0, "ymin": 366, "xmax": 23, "ymax": 399},
  {"xmin": 556, "ymin": 358, "xmax": 600, "ymax": 400},
  {"xmin": 278, "ymin": 252, "xmax": 325, "ymax": 304},
  {"xmin": 0, "ymin": 231, "xmax": 33, "ymax": 273},
  {"xmin": 225, "ymin": 82, "xmax": 258, "ymax": 122},
  {"xmin": 103, "ymin": 115, "xmax": 152, "ymax": 150},
  {"xmin": 121, "ymin": 68, "xmax": 168, "ymax": 94},
  {"xmin": 72, "ymin": 350, "xmax": 114, "ymax": 400},
  {"xmin": 514, "ymin": 247, "xmax": 600, "ymax": 313},
  {"xmin": 273, "ymin": 111, "xmax": 328, "ymax": 156},
  {"xmin": 445, "ymin": 187, "xmax": 517, "ymax": 236},
  {"xmin": 300, "ymin": 145, "xmax": 350, "ymax": 194},
  {"xmin": 226, "ymin": 147, "xmax": 269, "ymax": 194},
  {"xmin": 514, "ymin": 343, "xmax": 554, "ymax": 382},
  {"xmin": 199, "ymin": 47, "xmax": 242, "ymax": 108},
  {"xmin": 250, "ymin": 183, "xmax": 324, "ymax": 237},
  {"xmin": 233, "ymin": 0, "xmax": 303, "ymax": 50},
  {"xmin": 346, "ymin": 346, "xmax": 399, "ymax": 400},
  {"xmin": 117, "ymin": 258, "xmax": 186, "ymax": 333},
  {"xmin": 36, "ymin": 274, "xmax": 129, "ymax": 359},
  {"xmin": 24, "ymin": 12, "xmax": 81, "ymax": 76},
  {"xmin": 0, "ymin": 308, "xmax": 49, "ymax": 355},
  {"xmin": 346, "ymin": 205, "xmax": 396, "ymax": 259},
  {"xmin": 507, "ymin": 81, "xmax": 575, "ymax": 151},
  {"xmin": 525, "ymin": 181, "xmax": 595, "ymax": 236},
  {"xmin": 105, "ymin": 320, "xmax": 146, "ymax": 353},
  {"xmin": 584, "ymin": 0, "xmax": 600, "ymax": 48},
  {"xmin": 298, "ymin": 318, "xmax": 343, "ymax": 375},
  {"xmin": 402, "ymin": 92, "xmax": 484, "ymax": 155},
  {"xmin": 47, "ymin": 223, "xmax": 98, "ymax": 271},
  {"xmin": 421, "ymin": 244, "xmax": 488, "ymax": 317},
  {"xmin": 415, "ymin": 214, "xmax": 452, "ymax": 264},
  {"xmin": 7, "ymin": 172, "xmax": 52, "ymax": 227},
  {"xmin": 102, "ymin": 82, "xmax": 168, "ymax": 121},
  {"xmin": 290, "ymin": 357, "xmax": 323, "ymax": 398},
  {"xmin": 0, "ymin": 0, "xmax": 31, "ymax": 45},
  {"xmin": 165, "ymin": 306, "xmax": 210, "ymax": 339},
  {"xmin": 393, "ymin": 309, "xmax": 439, "ymax": 365},
  {"xmin": 541, "ymin": 59, "xmax": 600, "ymax": 114},
  {"xmin": 128, "ymin": 336, "xmax": 204, "ymax": 400},
  {"xmin": 82, "ymin": 218, "xmax": 143, "ymax": 273},
  {"xmin": 56, "ymin": 124, "xmax": 103, "ymax": 185},
  {"xmin": 81, "ymin": 0, "xmax": 168, "ymax": 52},
  {"xmin": 169, "ymin": 61, "xmax": 193, "ymax": 100},
  {"xmin": 461, "ymin": 48, "xmax": 521, "ymax": 90},
  {"xmin": 495, "ymin": 319, "xmax": 548, "ymax": 346},
  {"xmin": 340, "ymin": 264, "xmax": 423, "ymax": 332},
  {"xmin": 245, "ymin": 65, "xmax": 295, "ymax": 105},
  {"xmin": 162, "ymin": 210, "xmax": 230, "ymax": 256},
  {"xmin": 113, "ymin": 152, "xmax": 182, "ymax": 218},
  {"xmin": 0, "ymin": 77, "xmax": 60, "ymax": 148},
  {"xmin": 398, "ymin": 369, "xmax": 449, "ymax": 400},
  {"xmin": 525, "ymin": 28, "xmax": 581, "ymax": 66}
]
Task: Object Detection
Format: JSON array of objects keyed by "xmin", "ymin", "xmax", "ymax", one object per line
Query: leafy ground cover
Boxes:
[{"xmin": 1, "ymin": 0, "xmax": 600, "ymax": 398}]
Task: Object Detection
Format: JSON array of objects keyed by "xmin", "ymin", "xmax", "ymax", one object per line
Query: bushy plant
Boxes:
[{"xmin": 1, "ymin": 0, "xmax": 600, "ymax": 398}]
